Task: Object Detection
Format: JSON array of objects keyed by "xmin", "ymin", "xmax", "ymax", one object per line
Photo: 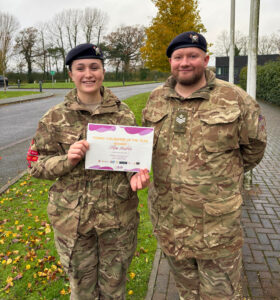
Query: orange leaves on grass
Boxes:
[
  {"xmin": 129, "ymin": 272, "xmax": 136, "ymax": 279},
  {"xmin": 60, "ymin": 287, "xmax": 71, "ymax": 295},
  {"xmin": 3, "ymin": 273, "xmax": 23, "ymax": 292}
]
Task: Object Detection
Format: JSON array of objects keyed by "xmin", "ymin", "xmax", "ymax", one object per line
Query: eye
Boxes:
[{"xmin": 75, "ymin": 66, "xmax": 84, "ymax": 71}]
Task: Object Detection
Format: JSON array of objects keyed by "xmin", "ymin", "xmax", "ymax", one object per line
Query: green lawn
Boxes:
[
  {"xmin": 0, "ymin": 91, "xmax": 40, "ymax": 100},
  {"xmin": 11, "ymin": 81, "xmax": 157, "ymax": 89},
  {"xmin": 0, "ymin": 92, "xmax": 157, "ymax": 299}
]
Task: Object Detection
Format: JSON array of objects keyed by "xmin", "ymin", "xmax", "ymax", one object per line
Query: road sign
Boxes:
[{"xmin": 50, "ymin": 71, "xmax": 56, "ymax": 76}]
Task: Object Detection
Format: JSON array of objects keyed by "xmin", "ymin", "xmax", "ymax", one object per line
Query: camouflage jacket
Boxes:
[
  {"xmin": 142, "ymin": 69, "xmax": 266, "ymax": 260},
  {"xmin": 28, "ymin": 87, "xmax": 139, "ymax": 243}
]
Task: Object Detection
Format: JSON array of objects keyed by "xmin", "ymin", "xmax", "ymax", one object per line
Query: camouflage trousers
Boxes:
[
  {"xmin": 166, "ymin": 249, "xmax": 243, "ymax": 300},
  {"xmin": 54, "ymin": 222, "xmax": 138, "ymax": 300}
]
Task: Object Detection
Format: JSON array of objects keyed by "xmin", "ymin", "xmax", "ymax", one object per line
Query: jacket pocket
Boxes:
[
  {"xmin": 47, "ymin": 181, "xmax": 81, "ymax": 235},
  {"xmin": 111, "ymin": 172, "xmax": 138, "ymax": 226},
  {"xmin": 54, "ymin": 127, "xmax": 82, "ymax": 154},
  {"xmin": 112, "ymin": 172, "xmax": 132, "ymax": 202},
  {"xmin": 203, "ymin": 194, "xmax": 242, "ymax": 248},
  {"xmin": 200, "ymin": 106, "xmax": 240, "ymax": 152},
  {"xmin": 143, "ymin": 109, "xmax": 168, "ymax": 149}
]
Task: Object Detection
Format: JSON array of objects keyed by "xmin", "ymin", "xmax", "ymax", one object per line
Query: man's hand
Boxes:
[
  {"xmin": 130, "ymin": 169, "xmax": 150, "ymax": 191},
  {"xmin": 68, "ymin": 140, "xmax": 89, "ymax": 166}
]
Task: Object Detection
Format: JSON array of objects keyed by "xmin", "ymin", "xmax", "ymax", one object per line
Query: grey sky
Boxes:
[{"xmin": 1, "ymin": 0, "xmax": 279, "ymax": 56}]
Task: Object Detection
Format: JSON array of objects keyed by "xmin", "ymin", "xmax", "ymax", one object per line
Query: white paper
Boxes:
[{"xmin": 85, "ymin": 124, "xmax": 154, "ymax": 172}]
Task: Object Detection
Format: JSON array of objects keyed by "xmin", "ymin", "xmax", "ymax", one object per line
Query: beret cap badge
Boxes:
[
  {"xmin": 190, "ymin": 34, "xmax": 199, "ymax": 43},
  {"xmin": 95, "ymin": 47, "xmax": 101, "ymax": 55}
]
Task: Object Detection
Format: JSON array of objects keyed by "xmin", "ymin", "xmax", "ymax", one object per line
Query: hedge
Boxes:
[{"xmin": 239, "ymin": 60, "xmax": 280, "ymax": 105}]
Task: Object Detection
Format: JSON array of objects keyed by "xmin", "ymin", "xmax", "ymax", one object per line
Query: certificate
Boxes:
[{"xmin": 85, "ymin": 124, "xmax": 154, "ymax": 172}]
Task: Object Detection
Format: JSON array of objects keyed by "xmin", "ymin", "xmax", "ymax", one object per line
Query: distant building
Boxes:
[{"xmin": 215, "ymin": 54, "xmax": 280, "ymax": 84}]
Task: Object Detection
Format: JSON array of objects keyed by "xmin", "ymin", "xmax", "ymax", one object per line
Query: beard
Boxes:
[{"xmin": 174, "ymin": 67, "xmax": 205, "ymax": 86}]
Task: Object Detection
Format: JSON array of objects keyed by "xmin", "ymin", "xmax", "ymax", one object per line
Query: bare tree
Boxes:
[
  {"xmin": 14, "ymin": 27, "xmax": 39, "ymax": 83},
  {"xmin": 35, "ymin": 22, "xmax": 50, "ymax": 79},
  {"xmin": 0, "ymin": 12, "xmax": 19, "ymax": 89},
  {"xmin": 258, "ymin": 35, "xmax": 273, "ymax": 55},
  {"xmin": 48, "ymin": 13, "xmax": 67, "ymax": 77},
  {"xmin": 273, "ymin": 33, "xmax": 280, "ymax": 54},
  {"xmin": 214, "ymin": 30, "xmax": 280, "ymax": 57},
  {"xmin": 214, "ymin": 30, "xmax": 248, "ymax": 56},
  {"xmin": 63, "ymin": 9, "xmax": 82, "ymax": 49},
  {"xmin": 104, "ymin": 25, "xmax": 145, "ymax": 79},
  {"xmin": 82, "ymin": 8, "xmax": 108, "ymax": 44},
  {"xmin": 214, "ymin": 30, "xmax": 230, "ymax": 56},
  {"xmin": 47, "ymin": 47, "xmax": 63, "ymax": 73},
  {"xmin": 238, "ymin": 35, "xmax": 248, "ymax": 55}
]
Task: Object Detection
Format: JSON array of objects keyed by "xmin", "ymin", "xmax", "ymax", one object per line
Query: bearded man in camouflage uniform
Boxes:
[
  {"xmin": 141, "ymin": 32, "xmax": 266, "ymax": 299},
  {"xmin": 27, "ymin": 43, "xmax": 149, "ymax": 300}
]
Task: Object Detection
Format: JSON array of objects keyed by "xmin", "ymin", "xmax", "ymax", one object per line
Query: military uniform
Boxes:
[
  {"xmin": 28, "ymin": 87, "xmax": 139, "ymax": 299},
  {"xmin": 142, "ymin": 69, "xmax": 266, "ymax": 299}
]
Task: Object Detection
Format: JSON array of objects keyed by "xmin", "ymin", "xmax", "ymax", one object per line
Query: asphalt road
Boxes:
[{"xmin": 0, "ymin": 83, "xmax": 161, "ymax": 188}]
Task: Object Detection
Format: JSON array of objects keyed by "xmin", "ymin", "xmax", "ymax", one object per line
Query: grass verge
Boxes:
[
  {"xmin": 10, "ymin": 81, "xmax": 157, "ymax": 89},
  {"xmin": 0, "ymin": 91, "xmax": 40, "ymax": 100},
  {"xmin": 0, "ymin": 92, "xmax": 156, "ymax": 299}
]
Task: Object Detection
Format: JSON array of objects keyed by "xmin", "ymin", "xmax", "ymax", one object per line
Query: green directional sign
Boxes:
[{"xmin": 50, "ymin": 70, "xmax": 56, "ymax": 76}]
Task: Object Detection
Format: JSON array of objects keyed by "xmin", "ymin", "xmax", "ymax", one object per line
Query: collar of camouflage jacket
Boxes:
[
  {"xmin": 164, "ymin": 68, "xmax": 216, "ymax": 101},
  {"xmin": 64, "ymin": 86, "xmax": 121, "ymax": 114}
]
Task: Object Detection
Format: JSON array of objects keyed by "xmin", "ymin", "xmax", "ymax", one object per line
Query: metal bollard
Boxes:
[{"xmin": 39, "ymin": 81, "xmax": 42, "ymax": 92}]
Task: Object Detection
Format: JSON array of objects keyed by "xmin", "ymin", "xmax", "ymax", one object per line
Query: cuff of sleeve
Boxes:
[
  {"xmin": 61, "ymin": 155, "xmax": 76, "ymax": 174},
  {"xmin": 126, "ymin": 172, "xmax": 136, "ymax": 183}
]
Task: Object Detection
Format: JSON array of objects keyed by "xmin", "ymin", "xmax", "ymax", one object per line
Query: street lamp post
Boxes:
[
  {"xmin": 244, "ymin": 0, "xmax": 260, "ymax": 190},
  {"xmin": 229, "ymin": 0, "xmax": 235, "ymax": 84}
]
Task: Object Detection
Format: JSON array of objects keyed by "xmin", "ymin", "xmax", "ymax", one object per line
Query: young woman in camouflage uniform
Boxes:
[{"xmin": 27, "ymin": 43, "xmax": 149, "ymax": 300}]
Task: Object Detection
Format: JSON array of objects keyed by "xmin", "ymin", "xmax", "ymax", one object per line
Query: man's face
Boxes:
[{"xmin": 169, "ymin": 47, "xmax": 209, "ymax": 86}]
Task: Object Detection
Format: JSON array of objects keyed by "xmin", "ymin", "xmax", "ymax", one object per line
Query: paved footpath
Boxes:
[{"xmin": 146, "ymin": 100, "xmax": 280, "ymax": 300}]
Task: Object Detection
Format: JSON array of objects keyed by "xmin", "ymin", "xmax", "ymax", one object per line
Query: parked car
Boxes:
[{"xmin": 0, "ymin": 75, "xmax": 8, "ymax": 87}]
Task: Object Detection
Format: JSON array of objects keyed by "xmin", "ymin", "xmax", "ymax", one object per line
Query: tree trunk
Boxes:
[{"xmin": 27, "ymin": 60, "xmax": 33, "ymax": 83}]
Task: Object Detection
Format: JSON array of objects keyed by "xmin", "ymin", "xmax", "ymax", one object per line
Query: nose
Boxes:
[
  {"xmin": 180, "ymin": 56, "xmax": 190, "ymax": 66},
  {"xmin": 84, "ymin": 67, "xmax": 92, "ymax": 77}
]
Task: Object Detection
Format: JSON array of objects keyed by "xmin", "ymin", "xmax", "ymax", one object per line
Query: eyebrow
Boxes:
[{"xmin": 75, "ymin": 62, "xmax": 100, "ymax": 67}]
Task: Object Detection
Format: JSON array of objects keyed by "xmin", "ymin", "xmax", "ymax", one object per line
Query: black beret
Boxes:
[
  {"xmin": 65, "ymin": 43, "xmax": 103, "ymax": 66},
  {"xmin": 166, "ymin": 31, "xmax": 207, "ymax": 58}
]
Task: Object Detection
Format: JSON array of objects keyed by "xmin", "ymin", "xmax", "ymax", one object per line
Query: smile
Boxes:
[{"xmin": 82, "ymin": 81, "xmax": 96, "ymax": 84}]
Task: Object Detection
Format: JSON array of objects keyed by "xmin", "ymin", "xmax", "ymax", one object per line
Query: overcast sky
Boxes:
[{"xmin": 1, "ymin": 0, "xmax": 279, "ymax": 61}]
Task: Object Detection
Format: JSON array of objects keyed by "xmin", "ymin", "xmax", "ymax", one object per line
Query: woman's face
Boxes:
[{"xmin": 69, "ymin": 58, "xmax": 105, "ymax": 98}]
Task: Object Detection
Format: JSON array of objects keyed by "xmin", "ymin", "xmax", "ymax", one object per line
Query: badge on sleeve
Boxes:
[{"xmin": 174, "ymin": 110, "xmax": 187, "ymax": 133}]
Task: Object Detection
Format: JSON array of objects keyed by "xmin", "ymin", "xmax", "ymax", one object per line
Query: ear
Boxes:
[
  {"xmin": 68, "ymin": 71, "xmax": 73, "ymax": 80},
  {"xmin": 204, "ymin": 55, "xmax": 210, "ymax": 68}
]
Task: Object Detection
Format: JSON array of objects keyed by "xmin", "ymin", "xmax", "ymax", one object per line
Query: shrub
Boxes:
[{"xmin": 239, "ymin": 60, "xmax": 280, "ymax": 105}]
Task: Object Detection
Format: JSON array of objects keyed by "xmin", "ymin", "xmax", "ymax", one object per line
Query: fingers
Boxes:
[
  {"xmin": 68, "ymin": 140, "xmax": 89, "ymax": 166},
  {"xmin": 140, "ymin": 169, "xmax": 150, "ymax": 183},
  {"xmin": 130, "ymin": 169, "xmax": 150, "ymax": 191},
  {"xmin": 130, "ymin": 177, "xmax": 137, "ymax": 192}
]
